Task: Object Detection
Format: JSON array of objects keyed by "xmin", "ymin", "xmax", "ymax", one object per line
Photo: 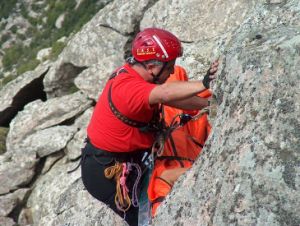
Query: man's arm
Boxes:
[
  {"xmin": 149, "ymin": 59, "xmax": 219, "ymax": 106},
  {"xmin": 164, "ymin": 95, "xmax": 208, "ymax": 110},
  {"xmin": 149, "ymin": 80, "xmax": 207, "ymax": 105}
]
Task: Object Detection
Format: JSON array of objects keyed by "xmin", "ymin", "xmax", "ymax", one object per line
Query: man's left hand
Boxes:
[{"xmin": 203, "ymin": 60, "xmax": 219, "ymax": 89}]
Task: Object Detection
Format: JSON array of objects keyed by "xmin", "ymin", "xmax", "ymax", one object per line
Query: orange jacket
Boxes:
[{"xmin": 147, "ymin": 66, "xmax": 212, "ymax": 216}]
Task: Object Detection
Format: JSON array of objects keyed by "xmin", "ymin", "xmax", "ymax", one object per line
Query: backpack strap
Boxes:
[
  {"xmin": 151, "ymin": 196, "xmax": 166, "ymax": 205},
  {"xmin": 108, "ymin": 68, "xmax": 161, "ymax": 130},
  {"xmin": 156, "ymin": 155, "xmax": 195, "ymax": 163},
  {"xmin": 108, "ymin": 84, "xmax": 149, "ymax": 128},
  {"xmin": 168, "ymin": 133, "xmax": 184, "ymax": 167}
]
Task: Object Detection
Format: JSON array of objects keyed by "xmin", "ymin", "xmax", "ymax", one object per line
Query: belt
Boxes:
[
  {"xmin": 67, "ymin": 138, "xmax": 150, "ymax": 174},
  {"xmin": 84, "ymin": 137, "xmax": 150, "ymax": 162}
]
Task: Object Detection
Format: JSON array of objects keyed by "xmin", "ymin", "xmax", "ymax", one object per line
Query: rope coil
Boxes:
[
  {"xmin": 104, "ymin": 162, "xmax": 131, "ymax": 212},
  {"xmin": 104, "ymin": 161, "xmax": 143, "ymax": 212}
]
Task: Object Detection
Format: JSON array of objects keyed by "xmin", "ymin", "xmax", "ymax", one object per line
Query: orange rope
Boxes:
[{"xmin": 104, "ymin": 162, "xmax": 131, "ymax": 212}]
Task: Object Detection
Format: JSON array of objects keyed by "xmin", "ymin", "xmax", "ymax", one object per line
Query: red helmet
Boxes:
[{"xmin": 132, "ymin": 28, "xmax": 183, "ymax": 62}]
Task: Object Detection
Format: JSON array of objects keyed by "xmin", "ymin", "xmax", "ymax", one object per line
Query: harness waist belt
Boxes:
[{"xmin": 85, "ymin": 138, "xmax": 149, "ymax": 162}]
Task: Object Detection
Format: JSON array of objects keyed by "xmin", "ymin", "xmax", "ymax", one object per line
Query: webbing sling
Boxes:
[{"xmin": 169, "ymin": 133, "xmax": 184, "ymax": 167}]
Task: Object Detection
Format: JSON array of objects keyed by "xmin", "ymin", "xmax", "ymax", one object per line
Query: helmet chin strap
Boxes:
[{"xmin": 152, "ymin": 62, "xmax": 167, "ymax": 84}]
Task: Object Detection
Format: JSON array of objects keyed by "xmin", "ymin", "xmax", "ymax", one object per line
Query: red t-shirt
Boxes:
[{"xmin": 87, "ymin": 64, "xmax": 157, "ymax": 152}]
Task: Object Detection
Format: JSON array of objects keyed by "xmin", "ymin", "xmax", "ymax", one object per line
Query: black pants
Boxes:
[{"xmin": 81, "ymin": 141, "xmax": 147, "ymax": 226}]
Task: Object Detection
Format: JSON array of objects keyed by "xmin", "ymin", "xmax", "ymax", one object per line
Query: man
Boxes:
[{"xmin": 81, "ymin": 27, "xmax": 218, "ymax": 226}]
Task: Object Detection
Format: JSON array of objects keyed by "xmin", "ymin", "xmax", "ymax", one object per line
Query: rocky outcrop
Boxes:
[
  {"xmin": 0, "ymin": 0, "xmax": 299, "ymax": 225},
  {"xmin": 6, "ymin": 91, "xmax": 92, "ymax": 153},
  {"xmin": 0, "ymin": 63, "xmax": 49, "ymax": 127},
  {"xmin": 26, "ymin": 157, "xmax": 127, "ymax": 226},
  {"xmin": 0, "ymin": 154, "xmax": 36, "ymax": 195},
  {"xmin": 74, "ymin": 58, "xmax": 122, "ymax": 100},
  {"xmin": 97, "ymin": 0, "xmax": 154, "ymax": 35},
  {"xmin": 0, "ymin": 216, "xmax": 16, "ymax": 226},
  {"xmin": 43, "ymin": 4, "xmax": 127, "ymax": 97},
  {"xmin": 43, "ymin": 0, "xmax": 156, "ymax": 98}
]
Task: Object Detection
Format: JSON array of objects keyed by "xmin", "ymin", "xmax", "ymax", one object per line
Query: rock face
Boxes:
[
  {"xmin": 140, "ymin": 0, "xmax": 260, "ymax": 78},
  {"xmin": 0, "ymin": 0, "xmax": 299, "ymax": 225},
  {"xmin": 141, "ymin": 0, "xmax": 259, "ymax": 42},
  {"xmin": 154, "ymin": 1, "xmax": 300, "ymax": 225}
]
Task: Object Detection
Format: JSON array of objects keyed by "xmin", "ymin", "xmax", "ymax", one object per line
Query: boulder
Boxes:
[
  {"xmin": 18, "ymin": 125, "xmax": 77, "ymax": 158},
  {"xmin": 0, "ymin": 193, "xmax": 18, "ymax": 217},
  {"xmin": 26, "ymin": 157, "xmax": 127, "ymax": 226},
  {"xmin": 74, "ymin": 58, "xmax": 122, "ymax": 100},
  {"xmin": 0, "ymin": 189, "xmax": 30, "ymax": 217},
  {"xmin": 36, "ymin": 48, "xmax": 52, "ymax": 61},
  {"xmin": 0, "ymin": 158, "xmax": 36, "ymax": 195},
  {"xmin": 6, "ymin": 91, "xmax": 92, "ymax": 153},
  {"xmin": 0, "ymin": 217, "xmax": 16, "ymax": 226},
  {"xmin": 97, "ymin": 0, "xmax": 154, "ymax": 35},
  {"xmin": 0, "ymin": 63, "xmax": 50, "ymax": 127},
  {"xmin": 55, "ymin": 13, "xmax": 65, "ymax": 29},
  {"xmin": 43, "ymin": 7, "xmax": 127, "ymax": 97},
  {"xmin": 41, "ymin": 151, "xmax": 65, "ymax": 174},
  {"xmin": 43, "ymin": 0, "xmax": 157, "ymax": 98}
]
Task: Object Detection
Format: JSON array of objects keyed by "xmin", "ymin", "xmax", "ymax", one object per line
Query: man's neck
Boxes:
[{"xmin": 131, "ymin": 64, "xmax": 152, "ymax": 82}]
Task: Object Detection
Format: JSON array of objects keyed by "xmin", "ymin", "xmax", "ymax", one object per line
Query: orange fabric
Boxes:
[
  {"xmin": 147, "ymin": 65, "xmax": 212, "ymax": 216},
  {"xmin": 150, "ymin": 177, "xmax": 172, "ymax": 216}
]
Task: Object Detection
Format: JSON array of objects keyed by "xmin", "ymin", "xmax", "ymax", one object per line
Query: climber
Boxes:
[
  {"xmin": 80, "ymin": 27, "xmax": 218, "ymax": 226},
  {"xmin": 147, "ymin": 65, "xmax": 213, "ymax": 217}
]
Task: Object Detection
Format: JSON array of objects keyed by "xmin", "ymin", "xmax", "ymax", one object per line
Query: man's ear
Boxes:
[
  {"xmin": 145, "ymin": 63, "xmax": 157, "ymax": 73},
  {"xmin": 146, "ymin": 63, "xmax": 156, "ymax": 70}
]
